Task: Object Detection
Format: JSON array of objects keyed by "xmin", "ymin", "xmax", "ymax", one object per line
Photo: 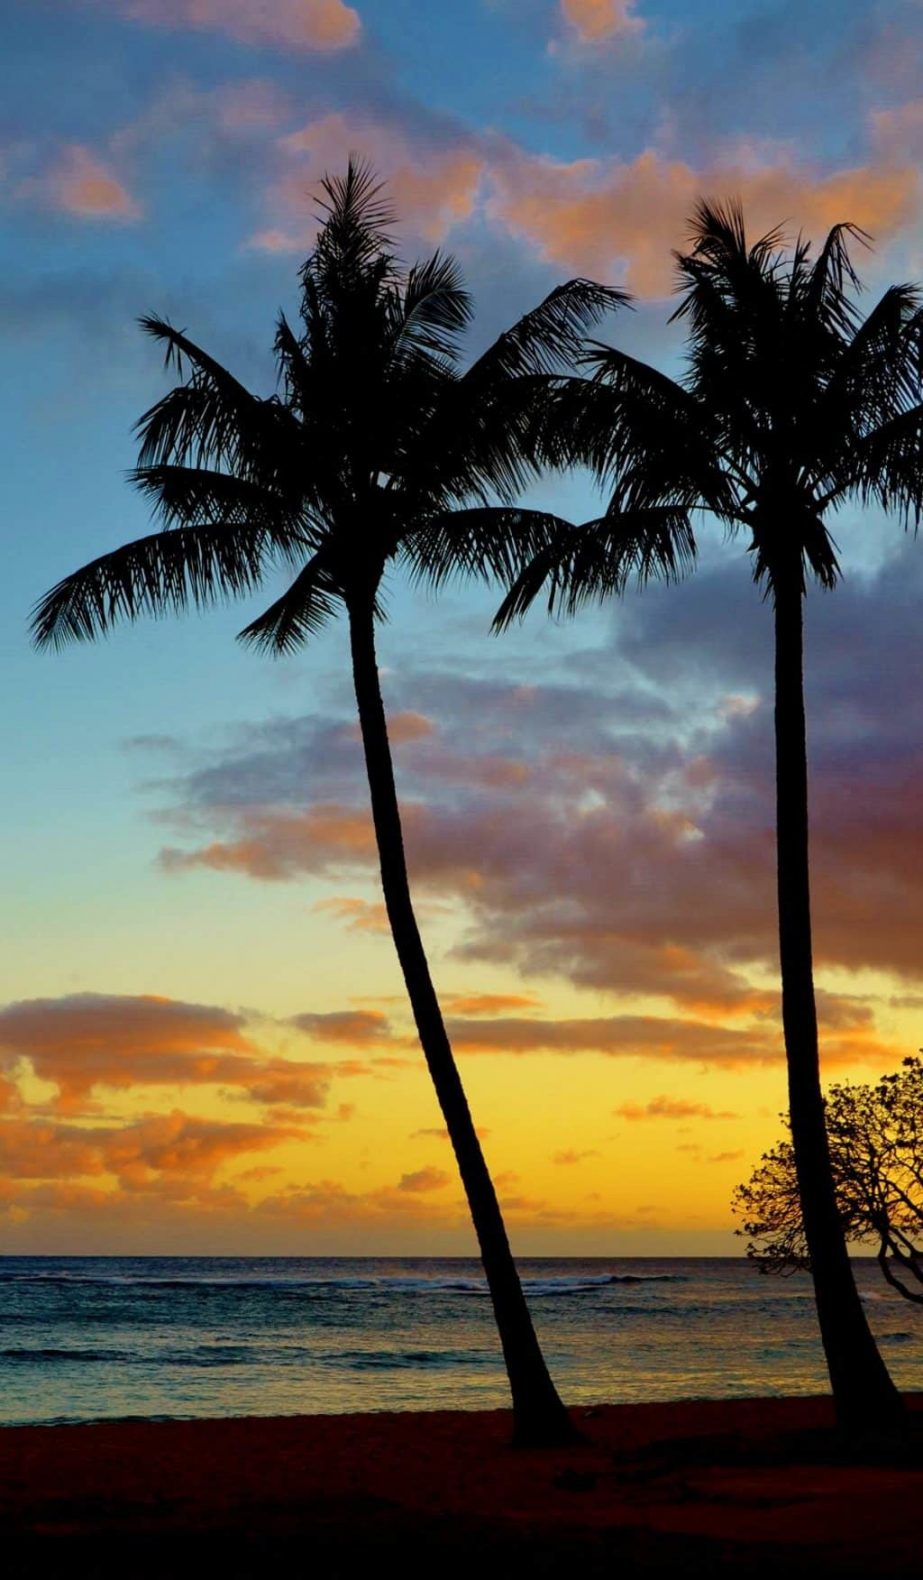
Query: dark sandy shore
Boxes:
[{"xmin": 5, "ymin": 1394, "xmax": 923, "ymax": 1578}]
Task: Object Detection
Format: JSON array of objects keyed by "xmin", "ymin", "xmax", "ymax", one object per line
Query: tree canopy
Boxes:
[{"xmin": 734, "ymin": 1057, "xmax": 923, "ymax": 1305}]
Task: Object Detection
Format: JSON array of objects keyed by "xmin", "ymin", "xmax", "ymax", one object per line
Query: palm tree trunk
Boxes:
[
  {"xmin": 347, "ymin": 598, "xmax": 578, "ymax": 1447},
  {"xmin": 773, "ymin": 565, "xmax": 903, "ymax": 1433}
]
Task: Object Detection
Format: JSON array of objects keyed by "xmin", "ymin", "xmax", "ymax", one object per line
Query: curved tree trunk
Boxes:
[
  {"xmin": 347, "ymin": 599, "xmax": 578, "ymax": 1447},
  {"xmin": 773, "ymin": 565, "xmax": 903, "ymax": 1433}
]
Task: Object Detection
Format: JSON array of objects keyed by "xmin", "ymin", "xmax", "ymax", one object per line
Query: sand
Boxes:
[{"xmin": 5, "ymin": 1394, "xmax": 923, "ymax": 1577}]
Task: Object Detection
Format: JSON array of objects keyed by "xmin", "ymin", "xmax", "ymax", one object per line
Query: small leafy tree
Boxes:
[{"xmin": 734, "ymin": 1057, "xmax": 923, "ymax": 1305}]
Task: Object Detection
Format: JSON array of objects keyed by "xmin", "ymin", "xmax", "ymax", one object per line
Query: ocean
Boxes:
[{"xmin": 2, "ymin": 1256, "xmax": 920, "ymax": 1427}]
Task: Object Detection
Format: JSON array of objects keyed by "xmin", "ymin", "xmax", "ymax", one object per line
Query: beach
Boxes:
[{"xmin": 6, "ymin": 1395, "xmax": 923, "ymax": 1577}]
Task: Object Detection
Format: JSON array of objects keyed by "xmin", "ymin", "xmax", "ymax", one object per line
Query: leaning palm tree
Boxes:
[
  {"xmin": 32, "ymin": 163, "xmax": 624, "ymax": 1446},
  {"xmin": 496, "ymin": 202, "xmax": 923, "ymax": 1433}
]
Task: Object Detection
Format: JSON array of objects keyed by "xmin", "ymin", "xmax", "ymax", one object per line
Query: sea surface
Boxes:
[{"xmin": 1, "ymin": 1256, "xmax": 920, "ymax": 1426}]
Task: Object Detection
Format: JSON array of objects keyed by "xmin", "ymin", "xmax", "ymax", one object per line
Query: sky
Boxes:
[{"xmin": 3, "ymin": 0, "xmax": 923, "ymax": 1256}]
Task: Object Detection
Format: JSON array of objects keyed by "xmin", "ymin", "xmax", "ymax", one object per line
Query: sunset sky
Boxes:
[{"xmin": 3, "ymin": 0, "xmax": 923, "ymax": 1256}]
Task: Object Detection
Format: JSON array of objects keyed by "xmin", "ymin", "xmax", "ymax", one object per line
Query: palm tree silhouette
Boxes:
[
  {"xmin": 497, "ymin": 202, "xmax": 923, "ymax": 1433},
  {"xmin": 32, "ymin": 163, "xmax": 625, "ymax": 1446}
]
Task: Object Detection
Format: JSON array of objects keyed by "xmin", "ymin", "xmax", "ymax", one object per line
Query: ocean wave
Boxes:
[
  {"xmin": 0, "ymin": 1346, "xmax": 133, "ymax": 1364},
  {"xmin": 320, "ymin": 1348, "xmax": 495, "ymax": 1371},
  {"xmin": 0, "ymin": 1269, "xmax": 686, "ymax": 1299}
]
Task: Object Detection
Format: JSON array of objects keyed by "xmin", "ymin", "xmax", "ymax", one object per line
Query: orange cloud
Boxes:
[
  {"xmin": 160, "ymin": 805, "xmax": 376, "ymax": 879},
  {"xmin": 109, "ymin": 0, "xmax": 360, "ymax": 51},
  {"xmin": 487, "ymin": 146, "xmax": 918, "ymax": 295},
  {"xmin": 387, "ymin": 711, "xmax": 437, "ymax": 745},
  {"xmin": 444, "ymin": 992, "xmax": 541, "ymax": 1016},
  {"xmin": 0, "ymin": 1109, "xmax": 302, "ymax": 1188},
  {"xmin": 560, "ymin": 0, "xmax": 643, "ymax": 43},
  {"xmin": 0, "ymin": 992, "xmax": 342, "ymax": 1110},
  {"xmin": 32, "ymin": 144, "xmax": 140, "ymax": 221},
  {"xmin": 552, "ymin": 1148, "xmax": 600, "ymax": 1164},
  {"xmin": 314, "ymin": 896, "xmax": 390, "ymax": 935}
]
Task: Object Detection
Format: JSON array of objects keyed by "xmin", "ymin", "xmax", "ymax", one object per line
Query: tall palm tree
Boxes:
[
  {"xmin": 496, "ymin": 202, "xmax": 923, "ymax": 1433},
  {"xmin": 31, "ymin": 163, "xmax": 625, "ymax": 1447}
]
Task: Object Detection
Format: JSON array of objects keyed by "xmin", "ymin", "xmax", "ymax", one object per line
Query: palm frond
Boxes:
[
  {"xmin": 32, "ymin": 522, "xmax": 283, "ymax": 650},
  {"xmin": 401, "ymin": 506, "xmax": 575, "ymax": 592},
  {"xmin": 136, "ymin": 317, "xmax": 298, "ymax": 478},
  {"xmin": 237, "ymin": 552, "xmax": 343, "ymax": 654},
  {"xmin": 308, "ymin": 158, "xmax": 396, "ymax": 292},
  {"xmin": 492, "ymin": 507, "xmax": 696, "ymax": 629},
  {"xmin": 804, "ymin": 222, "xmax": 867, "ymax": 332},
  {"xmin": 807, "ymin": 286, "xmax": 923, "ymax": 499},
  {"xmin": 131, "ymin": 464, "xmax": 310, "ymax": 543},
  {"xmin": 463, "ymin": 278, "xmax": 629, "ymax": 384},
  {"xmin": 847, "ymin": 401, "xmax": 923, "ymax": 526},
  {"xmin": 389, "ymin": 251, "xmax": 473, "ymax": 363}
]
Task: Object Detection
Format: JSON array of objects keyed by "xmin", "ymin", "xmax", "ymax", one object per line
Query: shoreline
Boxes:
[{"xmin": 5, "ymin": 1394, "xmax": 923, "ymax": 1576}]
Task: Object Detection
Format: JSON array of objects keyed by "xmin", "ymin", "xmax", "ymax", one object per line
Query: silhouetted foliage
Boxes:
[
  {"xmin": 735, "ymin": 1057, "xmax": 923, "ymax": 1305},
  {"xmin": 33, "ymin": 161, "xmax": 625, "ymax": 1447},
  {"xmin": 497, "ymin": 201, "xmax": 923, "ymax": 1431}
]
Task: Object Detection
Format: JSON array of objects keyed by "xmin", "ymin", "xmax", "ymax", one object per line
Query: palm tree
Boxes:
[
  {"xmin": 496, "ymin": 202, "xmax": 923, "ymax": 1433},
  {"xmin": 31, "ymin": 163, "xmax": 625, "ymax": 1446}
]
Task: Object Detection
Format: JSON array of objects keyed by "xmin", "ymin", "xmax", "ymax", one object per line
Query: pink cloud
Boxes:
[
  {"xmin": 33, "ymin": 144, "xmax": 141, "ymax": 221},
  {"xmin": 560, "ymin": 0, "xmax": 643, "ymax": 43},
  {"xmin": 107, "ymin": 0, "xmax": 360, "ymax": 51},
  {"xmin": 250, "ymin": 112, "xmax": 483, "ymax": 252}
]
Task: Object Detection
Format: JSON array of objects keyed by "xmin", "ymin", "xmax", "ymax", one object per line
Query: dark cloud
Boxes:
[{"xmin": 144, "ymin": 539, "xmax": 923, "ymax": 1065}]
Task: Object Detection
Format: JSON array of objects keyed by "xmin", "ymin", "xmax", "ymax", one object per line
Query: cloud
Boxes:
[
  {"xmin": 26, "ymin": 144, "xmax": 141, "ymax": 221},
  {"xmin": 147, "ymin": 546, "xmax": 923, "ymax": 1072},
  {"xmin": 290, "ymin": 1009, "xmax": 393, "ymax": 1046},
  {"xmin": 160, "ymin": 805, "xmax": 376, "ymax": 879},
  {"xmin": 614, "ymin": 1096, "xmax": 738, "ymax": 1121},
  {"xmin": 552, "ymin": 1147, "xmax": 600, "ymax": 1164},
  {"xmin": 445, "ymin": 1013, "xmax": 784, "ymax": 1066},
  {"xmin": 443, "ymin": 992, "xmax": 541, "ymax": 1016},
  {"xmin": 487, "ymin": 144, "xmax": 918, "ymax": 295},
  {"xmin": 397, "ymin": 1166, "xmax": 451, "ymax": 1193},
  {"xmin": 314, "ymin": 896, "xmax": 390, "ymax": 934},
  {"xmin": 102, "ymin": 0, "xmax": 361, "ymax": 51},
  {"xmin": 870, "ymin": 98, "xmax": 923, "ymax": 163},
  {"xmin": 0, "ymin": 1109, "xmax": 302, "ymax": 1188},
  {"xmin": 387, "ymin": 711, "xmax": 438, "ymax": 744},
  {"xmin": 250, "ymin": 112, "xmax": 483, "ymax": 253},
  {"xmin": 559, "ymin": 0, "xmax": 643, "ymax": 44},
  {"xmin": 0, "ymin": 992, "xmax": 343, "ymax": 1110}
]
